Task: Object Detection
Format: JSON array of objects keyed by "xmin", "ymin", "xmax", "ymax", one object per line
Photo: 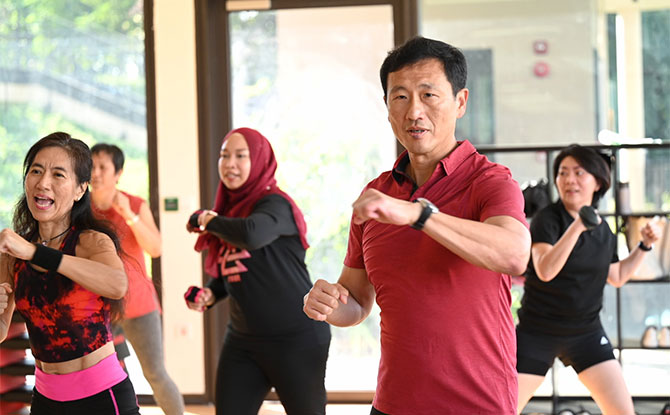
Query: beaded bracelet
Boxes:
[{"xmin": 126, "ymin": 214, "xmax": 140, "ymax": 226}]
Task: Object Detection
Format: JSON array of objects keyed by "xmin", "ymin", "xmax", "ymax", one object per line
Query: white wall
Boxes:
[
  {"xmin": 422, "ymin": 0, "xmax": 599, "ymax": 186},
  {"xmin": 153, "ymin": 0, "xmax": 205, "ymax": 395}
]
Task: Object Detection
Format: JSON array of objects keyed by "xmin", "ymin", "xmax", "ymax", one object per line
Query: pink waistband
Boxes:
[{"xmin": 34, "ymin": 353, "xmax": 127, "ymax": 401}]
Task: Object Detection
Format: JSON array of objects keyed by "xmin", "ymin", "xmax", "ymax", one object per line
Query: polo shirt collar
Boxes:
[{"xmin": 391, "ymin": 140, "xmax": 477, "ymax": 184}]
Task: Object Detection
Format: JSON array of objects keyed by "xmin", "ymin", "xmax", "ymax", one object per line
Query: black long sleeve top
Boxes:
[{"xmin": 205, "ymin": 194, "xmax": 330, "ymax": 344}]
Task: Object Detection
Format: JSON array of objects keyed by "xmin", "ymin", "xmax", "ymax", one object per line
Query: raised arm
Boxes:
[
  {"xmin": 114, "ymin": 192, "xmax": 162, "ymax": 258},
  {"xmin": 197, "ymin": 195, "xmax": 297, "ymax": 251},
  {"xmin": 531, "ymin": 216, "xmax": 588, "ymax": 282},
  {"xmin": 0, "ymin": 253, "xmax": 16, "ymax": 343},
  {"xmin": 607, "ymin": 219, "xmax": 662, "ymax": 287},
  {"xmin": 352, "ymin": 188, "xmax": 531, "ymax": 275},
  {"xmin": 64, "ymin": 230, "xmax": 128, "ymax": 299},
  {"xmin": 0, "ymin": 228, "xmax": 127, "ymax": 300},
  {"xmin": 423, "ymin": 213, "xmax": 530, "ymax": 276},
  {"xmin": 303, "ymin": 266, "xmax": 376, "ymax": 327}
]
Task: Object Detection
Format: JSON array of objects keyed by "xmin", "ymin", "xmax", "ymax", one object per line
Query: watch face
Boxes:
[
  {"xmin": 411, "ymin": 197, "xmax": 438, "ymax": 230},
  {"xmin": 417, "ymin": 197, "xmax": 438, "ymax": 213}
]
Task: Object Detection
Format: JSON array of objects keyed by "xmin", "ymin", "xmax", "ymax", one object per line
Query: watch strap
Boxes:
[
  {"xmin": 638, "ymin": 241, "xmax": 653, "ymax": 251},
  {"xmin": 411, "ymin": 199, "xmax": 435, "ymax": 230}
]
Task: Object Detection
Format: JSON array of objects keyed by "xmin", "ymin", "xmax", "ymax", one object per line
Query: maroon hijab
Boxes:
[{"xmin": 194, "ymin": 127, "xmax": 309, "ymax": 276}]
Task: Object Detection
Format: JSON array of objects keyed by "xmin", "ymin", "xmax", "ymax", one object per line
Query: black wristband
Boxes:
[
  {"xmin": 189, "ymin": 209, "xmax": 205, "ymax": 228},
  {"xmin": 30, "ymin": 244, "xmax": 64, "ymax": 271},
  {"xmin": 638, "ymin": 241, "xmax": 652, "ymax": 251},
  {"xmin": 184, "ymin": 285, "xmax": 202, "ymax": 303}
]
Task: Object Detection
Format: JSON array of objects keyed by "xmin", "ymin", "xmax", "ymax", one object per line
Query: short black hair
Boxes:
[
  {"xmin": 91, "ymin": 143, "xmax": 125, "ymax": 173},
  {"xmin": 553, "ymin": 144, "xmax": 611, "ymax": 207},
  {"xmin": 380, "ymin": 36, "xmax": 467, "ymax": 97}
]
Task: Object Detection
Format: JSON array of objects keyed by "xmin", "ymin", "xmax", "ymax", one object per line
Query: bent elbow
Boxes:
[
  {"xmin": 242, "ymin": 234, "xmax": 268, "ymax": 251},
  {"xmin": 609, "ymin": 279, "xmax": 625, "ymax": 288},
  {"xmin": 111, "ymin": 271, "xmax": 129, "ymax": 299},
  {"xmin": 507, "ymin": 262, "xmax": 527, "ymax": 277},
  {"xmin": 147, "ymin": 240, "xmax": 162, "ymax": 258},
  {"xmin": 535, "ymin": 269, "xmax": 557, "ymax": 282},
  {"xmin": 505, "ymin": 250, "xmax": 531, "ymax": 277}
]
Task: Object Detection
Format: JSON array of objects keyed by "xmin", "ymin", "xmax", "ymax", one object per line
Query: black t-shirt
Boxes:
[
  {"xmin": 204, "ymin": 194, "xmax": 330, "ymax": 344},
  {"xmin": 518, "ymin": 201, "xmax": 618, "ymax": 335}
]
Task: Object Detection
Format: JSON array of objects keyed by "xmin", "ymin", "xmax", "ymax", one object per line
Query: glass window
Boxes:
[
  {"xmin": 229, "ymin": 5, "xmax": 395, "ymax": 391},
  {"xmin": 0, "ymin": 1, "xmax": 149, "ymax": 225},
  {"xmin": 457, "ymin": 49, "xmax": 494, "ymax": 146},
  {"xmin": 642, "ymin": 9, "xmax": 670, "ymax": 141},
  {"xmin": 642, "ymin": 11, "xmax": 670, "ymax": 211},
  {"xmin": 0, "ymin": 0, "xmax": 151, "ymax": 394}
]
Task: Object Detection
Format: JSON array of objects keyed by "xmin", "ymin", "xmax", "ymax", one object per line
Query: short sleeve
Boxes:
[
  {"xmin": 529, "ymin": 206, "xmax": 562, "ymax": 245},
  {"xmin": 343, "ymin": 216, "xmax": 365, "ymax": 269},
  {"xmin": 475, "ymin": 166, "xmax": 529, "ymax": 228}
]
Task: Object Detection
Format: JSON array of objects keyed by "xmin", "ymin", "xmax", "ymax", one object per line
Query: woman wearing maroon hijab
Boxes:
[{"xmin": 184, "ymin": 128, "xmax": 331, "ymax": 415}]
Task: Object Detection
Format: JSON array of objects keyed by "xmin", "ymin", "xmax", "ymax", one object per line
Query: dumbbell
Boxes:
[{"xmin": 579, "ymin": 205, "xmax": 600, "ymax": 230}]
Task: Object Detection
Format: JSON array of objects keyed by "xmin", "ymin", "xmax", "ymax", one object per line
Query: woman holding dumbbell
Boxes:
[{"xmin": 516, "ymin": 144, "xmax": 660, "ymax": 415}]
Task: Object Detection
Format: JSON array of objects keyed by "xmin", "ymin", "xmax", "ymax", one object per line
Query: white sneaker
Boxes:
[{"xmin": 642, "ymin": 326, "xmax": 659, "ymax": 348}]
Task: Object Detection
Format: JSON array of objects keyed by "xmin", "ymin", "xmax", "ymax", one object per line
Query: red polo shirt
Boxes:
[{"xmin": 344, "ymin": 141, "xmax": 527, "ymax": 414}]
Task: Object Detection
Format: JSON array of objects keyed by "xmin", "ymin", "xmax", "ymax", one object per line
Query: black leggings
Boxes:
[
  {"xmin": 30, "ymin": 377, "xmax": 140, "ymax": 415},
  {"xmin": 215, "ymin": 334, "xmax": 329, "ymax": 415}
]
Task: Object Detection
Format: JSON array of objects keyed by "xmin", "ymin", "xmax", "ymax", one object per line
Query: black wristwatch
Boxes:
[
  {"xmin": 411, "ymin": 198, "xmax": 438, "ymax": 230},
  {"xmin": 638, "ymin": 241, "xmax": 653, "ymax": 251}
]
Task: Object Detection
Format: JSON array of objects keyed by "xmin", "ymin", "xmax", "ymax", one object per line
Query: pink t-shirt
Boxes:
[
  {"xmin": 95, "ymin": 191, "xmax": 160, "ymax": 319},
  {"xmin": 344, "ymin": 141, "xmax": 527, "ymax": 415}
]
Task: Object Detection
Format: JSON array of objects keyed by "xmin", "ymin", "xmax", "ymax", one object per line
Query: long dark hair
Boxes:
[
  {"xmin": 13, "ymin": 132, "xmax": 124, "ymax": 319},
  {"xmin": 553, "ymin": 144, "xmax": 611, "ymax": 208}
]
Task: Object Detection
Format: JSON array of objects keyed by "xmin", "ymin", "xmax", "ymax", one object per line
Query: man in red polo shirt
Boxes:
[{"xmin": 303, "ymin": 36, "xmax": 530, "ymax": 414}]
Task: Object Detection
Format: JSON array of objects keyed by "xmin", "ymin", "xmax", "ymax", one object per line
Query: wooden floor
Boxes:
[
  {"xmin": 9, "ymin": 404, "xmax": 371, "ymax": 415},
  {"xmin": 141, "ymin": 403, "xmax": 372, "ymax": 415}
]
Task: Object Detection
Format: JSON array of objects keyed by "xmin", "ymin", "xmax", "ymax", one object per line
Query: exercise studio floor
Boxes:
[
  {"xmin": 142, "ymin": 403, "xmax": 372, "ymax": 414},
  {"xmin": 138, "ymin": 400, "xmax": 670, "ymax": 415}
]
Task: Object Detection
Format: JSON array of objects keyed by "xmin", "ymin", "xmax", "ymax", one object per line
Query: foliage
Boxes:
[
  {"xmin": 0, "ymin": 0, "xmax": 148, "ymax": 229},
  {"xmin": 0, "ymin": 0, "xmax": 146, "ymax": 99},
  {"xmin": 0, "ymin": 103, "xmax": 149, "ymax": 229}
]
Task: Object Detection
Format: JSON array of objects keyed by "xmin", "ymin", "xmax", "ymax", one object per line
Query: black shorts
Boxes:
[{"xmin": 516, "ymin": 325, "xmax": 616, "ymax": 375}]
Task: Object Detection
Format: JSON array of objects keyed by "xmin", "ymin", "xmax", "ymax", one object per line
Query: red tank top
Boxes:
[
  {"xmin": 14, "ymin": 228, "xmax": 113, "ymax": 363},
  {"xmin": 93, "ymin": 191, "xmax": 160, "ymax": 318}
]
